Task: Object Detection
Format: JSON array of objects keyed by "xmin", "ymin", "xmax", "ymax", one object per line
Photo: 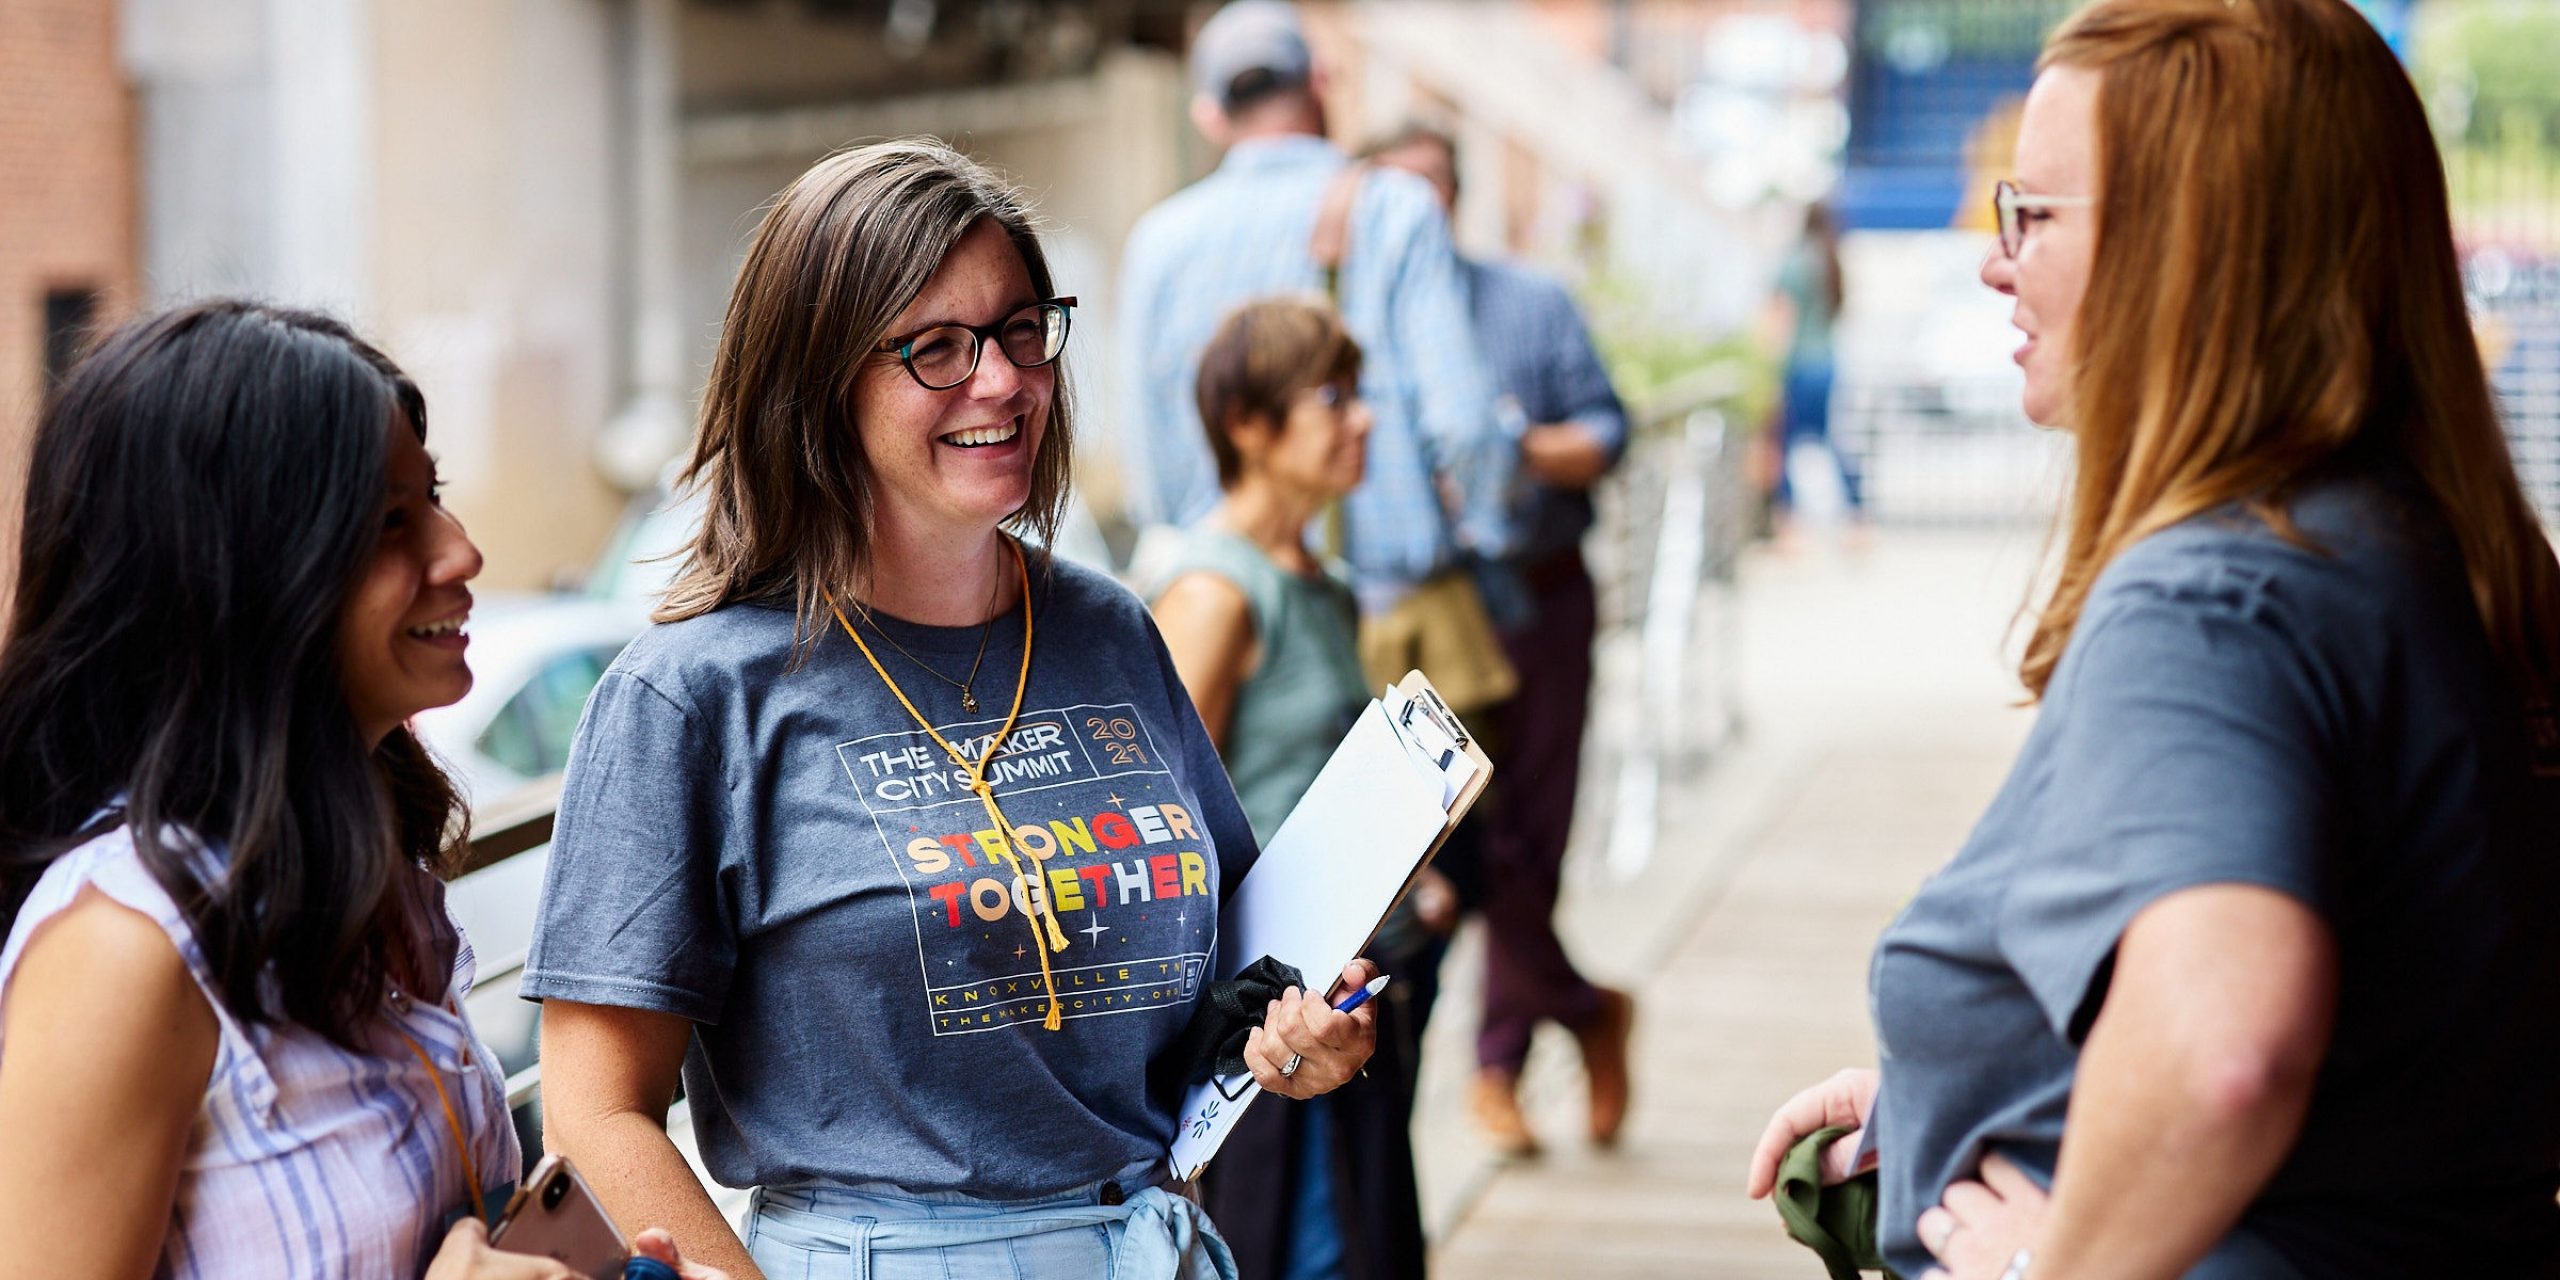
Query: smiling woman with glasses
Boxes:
[
  {"xmin": 1752, "ymin": 2, "xmax": 2560, "ymax": 1278},
  {"xmin": 521, "ymin": 140, "xmax": 1378, "ymax": 1280}
]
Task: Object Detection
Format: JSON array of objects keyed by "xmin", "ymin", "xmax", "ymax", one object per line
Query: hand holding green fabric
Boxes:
[{"xmin": 1773, "ymin": 1126, "xmax": 1901, "ymax": 1280}]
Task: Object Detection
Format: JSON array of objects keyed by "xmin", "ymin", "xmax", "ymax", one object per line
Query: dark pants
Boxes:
[
  {"xmin": 1199, "ymin": 940, "xmax": 1441, "ymax": 1280},
  {"xmin": 1476, "ymin": 551, "xmax": 1605, "ymax": 1072}
]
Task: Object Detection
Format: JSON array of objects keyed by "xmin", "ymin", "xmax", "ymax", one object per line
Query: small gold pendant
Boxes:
[{"xmin": 962, "ymin": 690, "xmax": 979, "ymax": 713}]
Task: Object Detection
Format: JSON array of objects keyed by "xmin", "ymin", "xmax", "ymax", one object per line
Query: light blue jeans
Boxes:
[{"xmin": 745, "ymin": 1176, "xmax": 1240, "ymax": 1280}]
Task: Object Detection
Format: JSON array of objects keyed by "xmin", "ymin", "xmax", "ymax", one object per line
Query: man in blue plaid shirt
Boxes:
[
  {"xmin": 1112, "ymin": 1, "xmax": 1512, "ymax": 617},
  {"xmin": 1370, "ymin": 122, "xmax": 1638, "ymax": 1162}
]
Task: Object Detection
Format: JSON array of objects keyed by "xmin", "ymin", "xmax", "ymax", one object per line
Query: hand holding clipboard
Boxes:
[{"xmin": 1170, "ymin": 672, "xmax": 1492, "ymax": 1180}]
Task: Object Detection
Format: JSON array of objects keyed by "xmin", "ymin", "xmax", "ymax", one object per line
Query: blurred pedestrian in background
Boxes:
[
  {"xmin": 1152, "ymin": 297, "xmax": 1433, "ymax": 1280},
  {"xmin": 1369, "ymin": 122, "xmax": 1636, "ymax": 1162},
  {"xmin": 1114, "ymin": 0, "xmax": 1520, "ymax": 723},
  {"xmin": 0, "ymin": 301, "xmax": 719, "ymax": 1280},
  {"xmin": 1751, "ymin": 1, "xmax": 2560, "ymax": 1276},
  {"xmin": 525, "ymin": 139, "xmax": 1377, "ymax": 1280},
  {"xmin": 1762, "ymin": 202, "xmax": 1866, "ymax": 547}
]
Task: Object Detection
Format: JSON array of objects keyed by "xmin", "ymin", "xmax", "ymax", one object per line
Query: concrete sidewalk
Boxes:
[{"xmin": 1417, "ymin": 529, "xmax": 2046, "ymax": 1278}]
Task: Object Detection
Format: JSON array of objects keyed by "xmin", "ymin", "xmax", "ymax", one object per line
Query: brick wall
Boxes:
[{"xmin": 0, "ymin": 0, "xmax": 137, "ymax": 580}]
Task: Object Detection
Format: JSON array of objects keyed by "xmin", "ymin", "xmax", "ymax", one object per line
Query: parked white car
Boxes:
[
  {"xmin": 583, "ymin": 466, "xmax": 706, "ymax": 611},
  {"xmin": 423, "ymin": 594, "xmax": 641, "ymax": 1102},
  {"xmin": 412, "ymin": 595, "xmax": 643, "ymax": 810}
]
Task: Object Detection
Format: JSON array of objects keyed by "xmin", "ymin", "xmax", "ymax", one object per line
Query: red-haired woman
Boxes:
[{"xmin": 1748, "ymin": 1, "xmax": 2560, "ymax": 1276}]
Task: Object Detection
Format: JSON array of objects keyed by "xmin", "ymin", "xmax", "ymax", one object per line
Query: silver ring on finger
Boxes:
[
  {"xmin": 1281, "ymin": 1053, "xmax": 1303, "ymax": 1078},
  {"xmin": 1930, "ymin": 1219, "xmax": 1961, "ymax": 1255}
]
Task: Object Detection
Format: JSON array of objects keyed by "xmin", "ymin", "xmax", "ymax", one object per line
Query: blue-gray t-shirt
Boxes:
[
  {"xmin": 1869, "ymin": 460, "xmax": 2560, "ymax": 1277},
  {"xmin": 519, "ymin": 558, "xmax": 1260, "ymax": 1197}
]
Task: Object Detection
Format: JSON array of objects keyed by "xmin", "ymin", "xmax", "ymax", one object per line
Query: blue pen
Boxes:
[{"xmin": 1330, "ymin": 974, "xmax": 1391, "ymax": 1013}]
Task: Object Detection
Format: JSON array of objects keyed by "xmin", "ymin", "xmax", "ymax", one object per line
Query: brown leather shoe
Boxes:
[
  {"xmin": 1576, "ymin": 987, "xmax": 1636, "ymax": 1147},
  {"xmin": 1469, "ymin": 1069, "xmax": 1542, "ymax": 1158}
]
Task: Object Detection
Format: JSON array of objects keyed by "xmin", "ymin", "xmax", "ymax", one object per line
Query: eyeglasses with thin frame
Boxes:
[
  {"xmin": 1300, "ymin": 381, "xmax": 1359, "ymax": 413},
  {"xmin": 875, "ymin": 297, "xmax": 1076, "ymax": 391},
  {"xmin": 1992, "ymin": 181, "xmax": 2095, "ymax": 259}
]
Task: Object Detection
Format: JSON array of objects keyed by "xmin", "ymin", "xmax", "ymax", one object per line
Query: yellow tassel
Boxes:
[{"xmin": 823, "ymin": 541, "xmax": 1073, "ymax": 1031}]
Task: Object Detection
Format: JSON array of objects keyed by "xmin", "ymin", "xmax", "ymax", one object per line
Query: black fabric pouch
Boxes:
[{"xmin": 1151, "ymin": 955, "xmax": 1307, "ymax": 1097}]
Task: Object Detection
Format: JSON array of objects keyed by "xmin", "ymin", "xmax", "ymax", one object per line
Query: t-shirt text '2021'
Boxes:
[{"xmin": 838, "ymin": 704, "xmax": 1219, "ymax": 1035}]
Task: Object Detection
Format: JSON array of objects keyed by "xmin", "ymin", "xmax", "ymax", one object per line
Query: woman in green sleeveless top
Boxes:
[
  {"xmin": 1151, "ymin": 298, "xmax": 1438, "ymax": 1280},
  {"xmin": 1152, "ymin": 299, "xmax": 1371, "ymax": 838}
]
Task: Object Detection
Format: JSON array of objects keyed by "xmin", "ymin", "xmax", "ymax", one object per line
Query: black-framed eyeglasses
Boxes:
[
  {"xmin": 875, "ymin": 297, "xmax": 1076, "ymax": 391},
  {"xmin": 1991, "ymin": 180, "xmax": 2095, "ymax": 260}
]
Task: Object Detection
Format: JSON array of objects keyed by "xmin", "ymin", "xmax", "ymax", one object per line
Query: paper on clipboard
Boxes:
[{"xmin": 1169, "ymin": 672, "xmax": 1490, "ymax": 1181}]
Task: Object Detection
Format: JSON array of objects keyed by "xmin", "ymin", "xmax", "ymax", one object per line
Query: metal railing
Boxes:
[
  {"xmin": 450, "ymin": 795, "xmax": 751, "ymax": 1223},
  {"xmin": 1585, "ymin": 362, "xmax": 1756, "ymax": 879},
  {"xmin": 1828, "ymin": 374, "xmax": 2068, "ymax": 528},
  {"xmin": 448, "ymin": 795, "xmax": 560, "ymax": 1114},
  {"xmin": 2476, "ymin": 278, "xmax": 2560, "ymax": 529}
]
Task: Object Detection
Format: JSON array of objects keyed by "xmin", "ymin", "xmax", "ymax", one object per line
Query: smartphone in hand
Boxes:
[{"xmin": 490, "ymin": 1154, "xmax": 628, "ymax": 1280}]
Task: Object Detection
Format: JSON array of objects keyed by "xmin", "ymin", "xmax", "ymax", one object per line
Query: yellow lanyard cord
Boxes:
[
  {"xmin": 826, "ymin": 537, "xmax": 1072, "ymax": 1030},
  {"xmin": 395, "ymin": 1024, "xmax": 487, "ymax": 1226}
]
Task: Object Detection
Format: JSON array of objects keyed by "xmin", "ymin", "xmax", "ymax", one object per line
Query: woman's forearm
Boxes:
[
  {"xmin": 553, "ymin": 1108, "xmax": 759, "ymax": 1280},
  {"xmin": 2032, "ymin": 1030, "xmax": 2315, "ymax": 1276},
  {"xmin": 2030, "ymin": 886, "xmax": 2336, "ymax": 1279},
  {"xmin": 540, "ymin": 1001, "xmax": 757, "ymax": 1279}
]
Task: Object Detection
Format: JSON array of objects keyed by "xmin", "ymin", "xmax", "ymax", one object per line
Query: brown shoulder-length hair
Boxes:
[
  {"xmin": 658, "ymin": 138, "xmax": 1075, "ymax": 651},
  {"xmin": 2024, "ymin": 0, "xmax": 2560, "ymax": 713},
  {"xmin": 1193, "ymin": 296, "xmax": 1364, "ymax": 488}
]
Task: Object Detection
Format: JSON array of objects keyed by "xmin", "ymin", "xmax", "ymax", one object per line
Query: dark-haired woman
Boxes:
[
  {"xmin": 525, "ymin": 140, "xmax": 1377, "ymax": 1280},
  {"xmin": 0, "ymin": 301, "xmax": 723, "ymax": 1280}
]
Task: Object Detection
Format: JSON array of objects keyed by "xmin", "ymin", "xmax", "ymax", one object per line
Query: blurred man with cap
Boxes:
[
  {"xmin": 1114, "ymin": 5, "xmax": 1513, "ymax": 1279},
  {"xmin": 1114, "ymin": 0, "xmax": 1512, "ymax": 617}
]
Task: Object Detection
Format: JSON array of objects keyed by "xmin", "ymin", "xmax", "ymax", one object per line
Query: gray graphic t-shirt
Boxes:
[
  {"xmin": 520, "ymin": 558, "xmax": 1260, "ymax": 1197},
  {"xmin": 1867, "ymin": 461, "xmax": 2560, "ymax": 1277}
]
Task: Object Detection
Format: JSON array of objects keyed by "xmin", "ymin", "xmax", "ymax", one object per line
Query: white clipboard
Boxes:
[{"xmin": 1168, "ymin": 671, "xmax": 1494, "ymax": 1181}]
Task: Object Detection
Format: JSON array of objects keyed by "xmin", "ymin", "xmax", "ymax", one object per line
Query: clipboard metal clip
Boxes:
[{"xmin": 1398, "ymin": 683, "xmax": 1470, "ymax": 753}]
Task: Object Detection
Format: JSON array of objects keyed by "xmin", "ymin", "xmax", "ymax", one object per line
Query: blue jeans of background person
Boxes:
[
  {"xmin": 746, "ymin": 1175, "xmax": 1238, "ymax": 1280},
  {"xmin": 1196, "ymin": 953, "xmax": 1434, "ymax": 1279},
  {"xmin": 1772, "ymin": 358, "xmax": 1864, "ymax": 515},
  {"xmin": 1279, "ymin": 1099, "xmax": 1346, "ymax": 1280}
]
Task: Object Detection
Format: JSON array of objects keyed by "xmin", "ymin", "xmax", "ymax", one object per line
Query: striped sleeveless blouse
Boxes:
[{"xmin": 0, "ymin": 828, "xmax": 520, "ymax": 1277}]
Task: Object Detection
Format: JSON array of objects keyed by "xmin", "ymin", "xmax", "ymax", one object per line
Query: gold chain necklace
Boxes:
[
  {"xmin": 825, "ymin": 537, "xmax": 1072, "ymax": 1030},
  {"xmin": 847, "ymin": 565, "xmax": 1001, "ymax": 713}
]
